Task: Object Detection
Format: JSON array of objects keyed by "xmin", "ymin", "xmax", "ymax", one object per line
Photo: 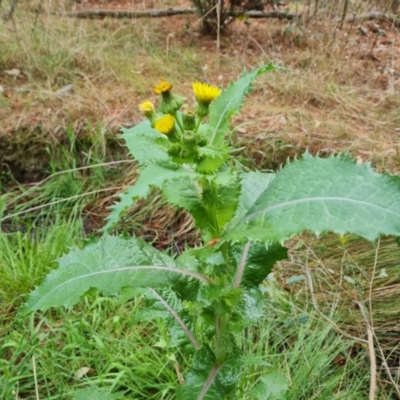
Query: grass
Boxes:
[
  {"xmin": 1, "ymin": 0, "xmax": 400, "ymax": 398},
  {"xmin": 0, "ymin": 209, "xmax": 376, "ymax": 398}
]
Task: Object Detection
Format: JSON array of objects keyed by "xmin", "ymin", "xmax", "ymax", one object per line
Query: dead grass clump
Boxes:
[{"xmin": 276, "ymin": 234, "xmax": 400, "ymax": 389}]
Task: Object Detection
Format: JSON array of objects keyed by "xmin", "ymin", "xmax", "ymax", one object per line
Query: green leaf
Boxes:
[
  {"xmin": 240, "ymin": 242, "xmax": 288, "ymax": 287},
  {"xmin": 231, "ymin": 171, "xmax": 275, "ymax": 226},
  {"xmin": 73, "ymin": 387, "xmax": 124, "ymax": 400},
  {"xmin": 134, "ymin": 287, "xmax": 183, "ymax": 321},
  {"xmin": 121, "ymin": 120, "xmax": 170, "ymax": 165},
  {"xmin": 215, "ymin": 171, "xmax": 241, "ymax": 231},
  {"xmin": 196, "ymin": 146, "xmax": 230, "ymax": 173},
  {"xmin": 248, "ymin": 372, "xmax": 289, "ymax": 400},
  {"xmin": 135, "ymin": 287, "xmax": 199, "ymax": 349},
  {"xmin": 162, "ymin": 177, "xmax": 209, "ymax": 232},
  {"xmin": 230, "ymin": 287, "xmax": 264, "ymax": 331},
  {"xmin": 176, "ymin": 347, "xmax": 242, "ymax": 400},
  {"xmin": 23, "ymin": 236, "xmax": 209, "ymax": 313},
  {"xmin": 104, "ymin": 163, "xmax": 197, "ymax": 232},
  {"xmin": 207, "ymin": 63, "xmax": 278, "ymax": 148},
  {"xmin": 225, "ymin": 153, "xmax": 400, "ymax": 243}
]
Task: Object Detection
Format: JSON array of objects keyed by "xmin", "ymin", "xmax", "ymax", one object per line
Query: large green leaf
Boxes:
[
  {"xmin": 225, "ymin": 153, "xmax": 400, "ymax": 243},
  {"xmin": 207, "ymin": 63, "xmax": 277, "ymax": 148},
  {"xmin": 23, "ymin": 236, "xmax": 209, "ymax": 313},
  {"xmin": 176, "ymin": 346, "xmax": 242, "ymax": 400},
  {"xmin": 121, "ymin": 120, "xmax": 170, "ymax": 165},
  {"xmin": 248, "ymin": 373, "xmax": 289, "ymax": 400},
  {"xmin": 104, "ymin": 163, "xmax": 197, "ymax": 232}
]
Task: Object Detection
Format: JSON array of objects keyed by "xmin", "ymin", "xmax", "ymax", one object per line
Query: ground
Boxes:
[{"xmin": 1, "ymin": 1, "xmax": 400, "ymax": 398}]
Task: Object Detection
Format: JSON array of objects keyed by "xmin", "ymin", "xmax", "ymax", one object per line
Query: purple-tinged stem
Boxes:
[
  {"xmin": 197, "ymin": 364, "xmax": 221, "ymax": 400},
  {"xmin": 149, "ymin": 288, "xmax": 200, "ymax": 350},
  {"xmin": 232, "ymin": 241, "xmax": 250, "ymax": 289}
]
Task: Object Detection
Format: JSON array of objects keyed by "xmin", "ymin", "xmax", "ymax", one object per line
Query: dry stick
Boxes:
[
  {"xmin": 216, "ymin": 0, "xmax": 221, "ymax": 59},
  {"xmin": 192, "ymin": 4, "xmax": 218, "ymax": 27},
  {"xmin": 370, "ymin": 328, "xmax": 400, "ymax": 397},
  {"xmin": 166, "ymin": 32, "xmax": 174, "ymax": 59},
  {"xmin": 368, "ymin": 238, "xmax": 380, "ymax": 324},
  {"xmin": 363, "ymin": 239, "xmax": 400, "ymax": 398},
  {"xmin": 62, "ymin": 8, "xmax": 196, "ymax": 18},
  {"xmin": 354, "ymin": 301, "xmax": 377, "ymax": 400},
  {"xmin": 32, "ymin": 0, "xmax": 44, "ymax": 32},
  {"xmin": 343, "ymin": 11, "xmax": 400, "ymax": 28},
  {"xmin": 339, "ymin": 0, "xmax": 349, "ymax": 29},
  {"xmin": 59, "ymin": 8, "xmax": 300, "ymax": 20},
  {"xmin": 32, "ymin": 356, "xmax": 40, "ymax": 400},
  {"xmin": 174, "ymin": 361, "xmax": 185, "ymax": 385}
]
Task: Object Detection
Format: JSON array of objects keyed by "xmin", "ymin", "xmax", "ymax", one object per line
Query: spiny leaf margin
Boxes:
[{"xmin": 224, "ymin": 152, "xmax": 400, "ymax": 243}]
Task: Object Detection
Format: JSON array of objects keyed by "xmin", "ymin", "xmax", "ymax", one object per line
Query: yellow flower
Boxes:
[
  {"xmin": 139, "ymin": 100, "xmax": 157, "ymax": 122},
  {"xmin": 139, "ymin": 100, "xmax": 155, "ymax": 114},
  {"xmin": 154, "ymin": 114, "xmax": 175, "ymax": 135},
  {"xmin": 154, "ymin": 78, "xmax": 173, "ymax": 95},
  {"xmin": 153, "ymin": 78, "xmax": 184, "ymax": 114},
  {"xmin": 192, "ymin": 82, "xmax": 221, "ymax": 104}
]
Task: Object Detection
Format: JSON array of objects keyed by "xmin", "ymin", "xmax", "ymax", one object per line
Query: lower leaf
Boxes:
[
  {"xmin": 248, "ymin": 372, "xmax": 289, "ymax": 400},
  {"xmin": 23, "ymin": 236, "xmax": 210, "ymax": 313},
  {"xmin": 177, "ymin": 346, "xmax": 242, "ymax": 400}
]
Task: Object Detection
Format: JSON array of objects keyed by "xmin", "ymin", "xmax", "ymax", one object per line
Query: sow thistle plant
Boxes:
[{"xmin": 24, "ymin": 64, "xmax": 400, "ymax": 399}]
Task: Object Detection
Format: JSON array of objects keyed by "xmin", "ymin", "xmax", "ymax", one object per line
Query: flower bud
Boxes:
[{"xmin": 182, "ymin": 110, "xmax": 196, "ymax": 131}]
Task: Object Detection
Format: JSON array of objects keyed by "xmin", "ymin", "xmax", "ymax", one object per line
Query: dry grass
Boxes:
[
  {"xmin": 276, "ymin": 234, "xmax": 400, "ymax": 394},
  {"xmin": 1, "ymin": 1, "xmax": 399, "ymax": 170}
]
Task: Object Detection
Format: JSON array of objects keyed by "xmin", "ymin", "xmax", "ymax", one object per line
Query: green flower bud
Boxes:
[
  {"xmin": 168, "ymin": 142, "xmax": 182, "ymax": 157},
  {"xmin": 182, "ymin": 110, "xmax": 196, "ymax": 130}
]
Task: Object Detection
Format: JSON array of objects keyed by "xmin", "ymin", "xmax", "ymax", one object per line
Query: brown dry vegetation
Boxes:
[{"xmin": 1, "ymin": 0, "xmax": 400, "ymax": 181}]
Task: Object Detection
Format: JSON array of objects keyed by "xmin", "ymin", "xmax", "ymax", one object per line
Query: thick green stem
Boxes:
[
  {"xmin": 200, "ymin": 178, "xmax": 232, "ymax": 363},
  {"xmin": 173, "ymin": 112, "xmax": 185, "ymax": 133},
  {"xmin": 195, "ymin": 115, "xmax": 205, "ymax": 132}
]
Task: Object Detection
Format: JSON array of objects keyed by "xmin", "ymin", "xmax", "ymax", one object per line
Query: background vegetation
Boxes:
[{"xmin": 1, "ymin": 0, "xmax": 400, "ymax": 398}]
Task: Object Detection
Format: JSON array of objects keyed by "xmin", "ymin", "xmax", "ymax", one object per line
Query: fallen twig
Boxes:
[
  {"xmin": 354, "ymin": 301, "xmax": 377, "ymax": 400},
  {"xmin": 58, "ymin": 8, "xmax": 301, "ymax": 20},
  {"xmin": 55, "ymin": 8, "xmax": 400, "ymax": 28},
  {"xmin": 344, "ymin": 11, "xmax": 400, "ymax": 28}
]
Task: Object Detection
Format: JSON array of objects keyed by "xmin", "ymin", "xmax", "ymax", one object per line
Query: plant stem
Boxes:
[
  {"xmin": 215, "ymin": 313, "xmax": 229, "ymax": 363},
  {"xmin": 214, "ymin": 274, "xmax": 230, "ymax": 363},
  {"xmin": 197, "ymin": 364, "xmax": 221, "ymax": 400},
  {"xmin": 232, "ymin": 241, "xmax": 250, "ymax": 289},
  {"xmin": 149, "ymin": 288, "xmax": 200, "ymax": 350},
  {"xmin": 195, "ymin": 115, "xmax": 205, "ymax": 132},
  {"xmin": 174, "ymin": 112, "xmax": 185, "ymax": 133}
]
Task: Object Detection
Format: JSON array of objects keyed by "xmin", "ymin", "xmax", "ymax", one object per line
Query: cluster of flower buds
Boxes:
[{"xmin": 138, "ymin": 79, "xmax": 221, "ymax": 163}]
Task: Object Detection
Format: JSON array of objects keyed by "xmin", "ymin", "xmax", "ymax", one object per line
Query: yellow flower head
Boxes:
[
  {"xmin": 154, "ymin": 78, "xmax": 173, "ymax": 95},
  {"xmin": 154, "ymin": 114, "xmax": 175, "ymax": 135},
  {"xmin": 139, "ymin": 100, "xmax": 155, "ymax": 114},
  {"xmin": 192, "ymin": 82, "xmax": 221, "ymax": 104},
  {"xmin": 139, "ymin": 100, "xmax": 157, "ymax": 123}
]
